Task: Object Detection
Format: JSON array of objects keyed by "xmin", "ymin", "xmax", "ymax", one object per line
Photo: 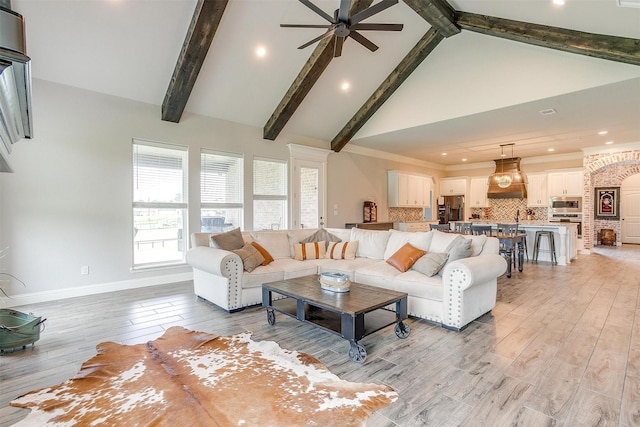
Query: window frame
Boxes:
[{"xmin": 253, "ymin": 156, "xmax": 288, "ymax": 231}]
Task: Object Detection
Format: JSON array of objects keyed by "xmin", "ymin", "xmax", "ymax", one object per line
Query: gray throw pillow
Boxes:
[
  {"xmin": 211, "ymin": 227, "xmax": 245, "ymax": 251},
  {"xmin": 300, "ymin": 229, "xmax": 341, "ymax": 249},
  {"xmin": 232, "ymin": 243, "xmax": 265, "ymax": 273},
  {"xmin": 446, "ymin": 238, "xmax": 473, "ymax": 264},
  {"xmin": 411, "ymin": 252, "xmax": 449, "ymax": 276}
]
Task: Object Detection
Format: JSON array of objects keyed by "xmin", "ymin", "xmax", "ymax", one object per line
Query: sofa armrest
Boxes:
[
  {"xmin": 186, "ymin": 246, "xmax": 242, "ymax": 278},
  {"xmin": 440, "ymin": 254, "xmax": 507, "ymax": 330},
  {"xmin": 441, "ymin": 254, "xmax": 507, "ymax": 290}
]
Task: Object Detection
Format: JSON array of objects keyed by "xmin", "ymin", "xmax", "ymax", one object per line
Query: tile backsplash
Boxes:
[
  {"xmin": 389, "ymin": 207, "xmax": 425, "ymax": 222},
  {"xmin": 470, "ymin": 199, "xmax": 548, "ymax": 222}
]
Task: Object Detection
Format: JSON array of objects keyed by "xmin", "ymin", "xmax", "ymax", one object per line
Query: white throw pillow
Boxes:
[
  {"xmin": 464, "ymin": 234, "xmax": 487, "ymax": 256},
  {"xmin": 383, "ymin": 230, "xmax": 433, "ymax": 260},
  {"xmin": 350, "ymin": 228, "xmax": 390, "ymax": 260}
]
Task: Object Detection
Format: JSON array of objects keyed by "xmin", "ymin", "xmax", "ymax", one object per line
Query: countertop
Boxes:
[{"xmin": 456, "ymin": 220, "xmax": 577, "ymax": 227}]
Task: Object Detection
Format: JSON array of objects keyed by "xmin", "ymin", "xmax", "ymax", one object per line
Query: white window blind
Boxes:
[
  {"xmin": 253, "ymin": 157, "xmax": 287, "ymax": 230},
  {"xmin": 200, "ymin": 150, "xmax": 243, "ymax": 232},
  {"xmin": 132, "ymin": 140, "xmax": 188, "ymax": 267}
]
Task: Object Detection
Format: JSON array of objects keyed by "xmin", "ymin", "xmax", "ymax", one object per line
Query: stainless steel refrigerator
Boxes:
[{"xmin": 437, "ymin": 196, "xmax": 464, "ymax": 224}]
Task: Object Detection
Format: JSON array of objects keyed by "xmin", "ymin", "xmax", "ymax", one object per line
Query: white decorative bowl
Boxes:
[{"xmin": 319, "ymin": 272, "xmax": 351, "ymax": 293}]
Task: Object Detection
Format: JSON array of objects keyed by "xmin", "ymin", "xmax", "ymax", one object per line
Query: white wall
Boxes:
[{"xmin": 0, "ymin": 79, "xmax": 440, "ymax": 303}]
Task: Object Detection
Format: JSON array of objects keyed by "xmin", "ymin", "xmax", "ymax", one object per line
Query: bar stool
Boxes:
[{"xmin": 533, "ymin": 230, "xmax": 557, "ymax": 264}]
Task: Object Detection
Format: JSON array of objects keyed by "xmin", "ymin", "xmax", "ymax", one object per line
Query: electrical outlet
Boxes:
[{"xmin": 80, "ymin": 266, "xmax": 89, "ymax": 275}]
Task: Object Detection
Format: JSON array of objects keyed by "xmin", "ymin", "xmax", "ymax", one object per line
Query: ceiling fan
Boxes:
[{"xmin": 281, "ymin": 0, "xmax": 403, "ymax": 57}]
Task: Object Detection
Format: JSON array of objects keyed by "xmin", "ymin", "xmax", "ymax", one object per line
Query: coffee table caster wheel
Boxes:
[
  {"xmin": 267, "ymin": 309, "xmax": 275, "ymax": 326},
  {"xmin": 349, "ymin": 342, "xmax": 367, "ymax": 364},
  {"xmin": 395, "ymin": 322, "xmax": 410, "ymax": 339}
]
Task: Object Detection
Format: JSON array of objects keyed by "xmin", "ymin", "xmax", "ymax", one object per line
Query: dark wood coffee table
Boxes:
[{"xmin": 262, "ymin": 275, "xmax": 410, "ymax": 363}]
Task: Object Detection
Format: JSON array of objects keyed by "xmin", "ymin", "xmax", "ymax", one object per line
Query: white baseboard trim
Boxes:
[{"xmin": 1, "ymin": 272, "xmax": 194, "ymax": 308}]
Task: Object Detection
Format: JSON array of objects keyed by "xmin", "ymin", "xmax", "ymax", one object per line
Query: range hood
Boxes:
[
  {"xmin": 0, "ymin": 3, "xmax": 32, "ymax": 172},
  {"xmin": 487, "ymin": 157, "xmax": 528, "ymax": 199}
]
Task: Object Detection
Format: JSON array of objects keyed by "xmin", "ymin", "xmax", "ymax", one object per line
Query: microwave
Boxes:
[{"xmin": 549, "ymin": 196, "xmax": 582, "ymax": 212}]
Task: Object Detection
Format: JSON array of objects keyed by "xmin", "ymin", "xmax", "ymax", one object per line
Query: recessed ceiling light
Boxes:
[
  {"xmin": 461, "ymin": 158, "xmax": 467, "ymax": 162},
  {"xmin": 441, "ymin": 153, "xmax": 447, "ymax": 156},
  {"xmin": 256, "ymin": 47, "xmax": 266, "ymax": 58},
  {"xmin": 548, "ymin": 148, "xmax": 555, "ymax": 152},
  {"xmin": 341, "ymin": 82, "xmax": 350, "ymax": 91},
  {"xmin": 598, "ymin": 130, "xmax": 608, "ymax": 135},
  {"xmin": 605, "ymin": 141, "xmax": 614, "ymax": 145},
  {"xmin": 553, "ymin": 0, "xmax": 565, "ymax": 5}
]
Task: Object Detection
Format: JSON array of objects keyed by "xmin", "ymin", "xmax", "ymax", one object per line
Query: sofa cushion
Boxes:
[
  {"xmin": 393, "ymin": 271, "xmax": 443, "ymax": 301},
  {"xmin": 325, "ymin": 241, "xmax": 358, "ymax": 260},
  {"xmin": 386, "ymin": 243, "xmax": 427, "ymax": 272},
  {"xmin": 293, "ymin": 241, "xmax": 326, "ymax": 261},
  {"xmin": 232, "ymin": 243, "xmax": 265, "ymax": 273},
  {"xmin": 411, "ymin": 252, "xmax": 449, "ymax": 276},
  {"xmin": 278, "ymin": 258, "xmax": 320, "ymax": 279},
  {"xmin": 428, "ymin": 230, "xmax": 462, "ymax": 253},
  {"xmin": 251, "ymin": 241, "xmax": 274, "ymax": 266},
  {"xmin": 241, "ymin": 263, "xmax": 285, "ymax": 289},
  {"xmin": 250, "ymin": 231, "xmax": 291, "ymax": 259},
  {"xmin": 383, "ymin": 230, "xmax": 432, "ymax": 260},
  {"xmin": 318, "ymin": 258, "xmax": 378, "ymax": 281},
  {"xmin": 355, "ymin": 261, "xmax": 401, "ymax": 290},
  {"xmin": 324, "ymin": 228, "xmax": 352, "ymax": 243},
  {"xmin": 300, "ymin": 229, "xmax": 341, "ymax": 248},
  {"xmin": 211, "ymin": 227, "xmax": 245, "ymax": 251},
  {"xmin": 350, "ymin": 228, "xmax": 390, "ymax": 260}
]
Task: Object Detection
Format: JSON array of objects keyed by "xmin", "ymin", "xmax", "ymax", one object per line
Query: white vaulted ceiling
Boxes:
[{"xmin": 12, "ymin": 0, "xmax": 640, "ymax": 165}]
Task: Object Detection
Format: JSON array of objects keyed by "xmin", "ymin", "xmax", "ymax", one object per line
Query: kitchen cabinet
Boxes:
[
  {"xmin": 547, "ymin": 170, "xmax": 583, "ymax": 197},
  {"xmin": 440, "ymin": 178, "xmax": 466, "ymax": 195},
  {"xmin": 394, "ymin": 221, "xmax": 435, "ymax": 232},
  {"xmin": 388, "ymin": 171, "xmax": 431, "ymax": 207},
  {"xmin": 527, "ymin": 173, "xmax": 548, "ymax": 207},
  {"xmin": 468, "ymin": 177, "xmax": 489, "ymax": 208}
]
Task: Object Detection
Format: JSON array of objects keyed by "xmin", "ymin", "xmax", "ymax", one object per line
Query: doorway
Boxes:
[
  {"xmin": 621, "ymin": 173, "xmax": 640, "ymax": 244},
  {"xmin": 292, "ymin": 159, "xmax": 325, "ymax": 229}
]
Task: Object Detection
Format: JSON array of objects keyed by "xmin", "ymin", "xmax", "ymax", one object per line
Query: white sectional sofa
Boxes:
[{"xmin": 186, "ymin": 227, "xmax": 507, "ymax": 331}]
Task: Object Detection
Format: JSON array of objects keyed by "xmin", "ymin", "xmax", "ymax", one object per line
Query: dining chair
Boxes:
[
  {"xmin": 470, "ymin": 225, "xmax": 492, "ymax": 236},
  {"xmin": 454, "ymin": 222, "xmax": 472, "ymax": 234},
  {"xmin": 430, "ymin": 224, "xmax": 451, "ymax": 232}
]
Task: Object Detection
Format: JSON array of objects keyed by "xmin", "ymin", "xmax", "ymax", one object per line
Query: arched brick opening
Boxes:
[{"xmin": 583, "ymin": 150, "xmax": 640, "ymax": 249}]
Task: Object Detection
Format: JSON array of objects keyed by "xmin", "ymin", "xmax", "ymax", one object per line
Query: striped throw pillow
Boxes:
[
  {"xmin": 293, "ymin": 241, "xmax": 326, "ymax": 261},
  {"xmin": 325, "ymin": 241, "xmax": 358, "ymax": 260}
]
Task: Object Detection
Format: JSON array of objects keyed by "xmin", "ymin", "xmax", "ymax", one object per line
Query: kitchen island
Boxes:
[{"xmin": 453, "ymin": 221, "xmax": 579, "ymax": 266}]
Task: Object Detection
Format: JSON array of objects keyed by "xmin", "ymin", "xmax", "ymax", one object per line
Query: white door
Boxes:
[
  {"xmin": 621, "ymin": 174, "xmax": 640, "ymax": 244},
  {"xmin": 292, "ymin": 159, "xmax": 325, "ymax": 229}
]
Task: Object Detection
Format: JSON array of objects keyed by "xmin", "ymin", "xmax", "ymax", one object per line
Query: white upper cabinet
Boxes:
[
  {"xmin": 469, "ymin": 177, "xmax": 489, "ymax": 208},
  {"xmin": 547, "ymin": 170, "xmax": 583, "ymax": 197},
  {"xmin": 440, "ymin": 178, "xmax": 466, "ymax": 195},
  {"xmin": 388, "ymin": 171, "xmax": 431, "ymax": 208},
  {"xmin": 527, "ymin": 173, "xmax": 548, "ymax": 207}
]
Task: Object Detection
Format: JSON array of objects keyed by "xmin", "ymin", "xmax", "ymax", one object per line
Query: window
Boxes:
[
  {"xmin": 201, "ymin": 150, "xmax": 243, "ymax": 232},
  {"xmin": 132, "ymin": 141, "xmax": 188, "ymax": 267},
  {"xmin": 253, "ymin": 157, "xmax": 287, "ymax": 231}
]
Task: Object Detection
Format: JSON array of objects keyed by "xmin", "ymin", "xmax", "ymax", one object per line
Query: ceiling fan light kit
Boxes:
[{"xmin": 281, "ymin": 0, "xmax": 404, "ymax": 57}]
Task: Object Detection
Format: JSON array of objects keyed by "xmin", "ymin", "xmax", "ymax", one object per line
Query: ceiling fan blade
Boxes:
[
  {"xmin": 350, "ymin": 0, "xmax": 398, "ymax": 25},
  {"xmin": 333, "ymin": 36, "xmax": 344, "ymax": 57},
  {"xmin": 349, "ymin": 30, "xmax": 379, "ymax": 52},
  {"xmin": 337, "ymin": 0, "xmax": 351, "ymax": 22},
  {"xmin": 350, "ymin": 23, "xmax": 403, "ymax": 31},
  {"xmin": 298, "ymin": 0, "xmax": 335, "ymax": 24},
  {"xmin": 281, "ymin": 24, "xmax": 333, "ymax": 28},
  {"xmin": 297, "ymin": 29, "xmax": 335, "ymax": 50}
]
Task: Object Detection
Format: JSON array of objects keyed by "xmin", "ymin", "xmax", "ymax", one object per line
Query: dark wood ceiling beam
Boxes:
[
  {"xmin": 331, "ymin": 27, "xmax": 444, "ymax": 152},
  {"xmin": 456, "ymin": 11, "xmax": 640, "ymax": 66},
  {"xmin": 402, "ymin": 0, "xmax": 459, "ymax": 37},
  {"xmin": 263, "ymin": 0, "xmax": 374, "ymax": 141},
  {"xmin": 161, "ymin": 0, "xmax": 228, "ymax": 123}
]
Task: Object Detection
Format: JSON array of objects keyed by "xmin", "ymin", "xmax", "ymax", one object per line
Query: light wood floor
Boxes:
[{"xmin": 1, "ymin": 244, "xmax": 639, "ymax": 426}]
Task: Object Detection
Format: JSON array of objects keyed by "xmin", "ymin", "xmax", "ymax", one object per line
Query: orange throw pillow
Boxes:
[
  {"xmin": 386, "ymin": 243, "xmax": 426, "ymax": 272},
  {"xmin": 251, "ymin": 241, "xmax": 274, "ymax": 266}
]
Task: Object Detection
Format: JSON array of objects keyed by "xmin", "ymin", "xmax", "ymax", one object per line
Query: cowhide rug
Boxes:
[{"xmin": 11, "ymin": 326, "xmax": 397, "ymax": 426}]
